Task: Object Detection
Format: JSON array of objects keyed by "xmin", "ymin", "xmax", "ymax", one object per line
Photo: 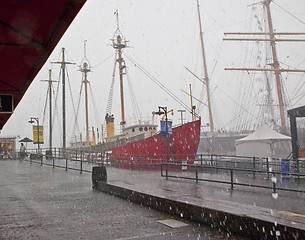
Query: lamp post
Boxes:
[
  {"xmin": 29, "ymin": 117, "xmax": 40, "ymax": 153},
  {"xmin": 153, "ymin": 106, "xmax": 169, "ymax": 178}
]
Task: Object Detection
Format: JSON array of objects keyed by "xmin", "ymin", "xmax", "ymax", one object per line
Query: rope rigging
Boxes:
[
  {"xmin": 89, "ymin": 82, "xmax": 102, "ymax": 129},
  {"xmin": 70, "ymin": 75, "xmax": 84, "ymax": 144},
  {"xmin": 42, "ymin": 85, "xmax": 50, "ymax": 126},
  {"xmin": 53, "ymin": 68, "xmax": 63, "ymax": 145},
  {"xmin": 125, "ymin": 67, "xmax": 141, "ymax": 121},
  {"xmin": 106, "ymin": 53, "xmax": 117, "ymax": 115},
  {"xmin": 124, "ymin": 53, "xmax": 198, "ymax": 118},
  {"xmin": 66, "ymin": 69, "xmax": 81, "ymax": 142}
]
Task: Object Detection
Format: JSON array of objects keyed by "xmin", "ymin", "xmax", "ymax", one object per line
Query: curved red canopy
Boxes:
[{"xmin": 0, "ymin": 0, "xmax": 86, "ymax": 129}]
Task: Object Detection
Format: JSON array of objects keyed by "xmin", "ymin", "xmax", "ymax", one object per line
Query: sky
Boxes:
[{"xmin": 2, "ymin": 0, "xmax": 305, "ymax": 149}]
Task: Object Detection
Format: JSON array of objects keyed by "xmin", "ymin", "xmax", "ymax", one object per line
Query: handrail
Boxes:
[{"xmin": 161, "ymin": 162, "xmax": 305, "ymax": 194}]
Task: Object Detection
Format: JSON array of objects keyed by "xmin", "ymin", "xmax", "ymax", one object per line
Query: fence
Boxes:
[
  {"xmin": 18, "ymin": 148, "xmax": 97, "ymax": 174},
  {"xmin": 18, "ymin": 148, "xmax": 305, "ymax": 193},
  {"xmin": 194, "ymin": 153, "xmax": 305, "ymax": 179},
  {"xmin": 161, "ymin": 161, "xmax": 305, "ymax": 194}
]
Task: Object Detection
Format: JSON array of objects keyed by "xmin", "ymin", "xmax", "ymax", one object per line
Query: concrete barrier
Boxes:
[{"xmin": 97, "ymin": 180, "xmax": 305, "ymax": 239}]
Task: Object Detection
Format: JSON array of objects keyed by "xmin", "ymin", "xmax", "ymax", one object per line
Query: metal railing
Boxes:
[
  {"xmin": 161, "ymin": 161, "xmax": 305, "ymax": 194},
  {"xmin": 18, "ymin": 148, "xmax": 305, "ymax": 194},
  {"xmin": 193, "ymin": 153, "xmax": 305, "ymax": 180},
  {"xmin": 18, "ymin": 148, "xmax": 96, "ymax": 174}
]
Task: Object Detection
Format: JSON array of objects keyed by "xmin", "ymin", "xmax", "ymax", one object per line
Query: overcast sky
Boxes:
[{"xmin": 2, "ymin": 0, "xmax": 305, "ymax": 148}]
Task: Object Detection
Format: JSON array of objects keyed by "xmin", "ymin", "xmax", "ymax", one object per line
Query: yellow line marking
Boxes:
[{"xmin": 278, "ymin": 211, "xmax": 305, "ymax": 218}]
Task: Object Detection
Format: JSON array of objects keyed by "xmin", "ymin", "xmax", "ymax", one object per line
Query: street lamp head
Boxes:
[
  {"xmin": 152, "ymin": 111, "xmax": 164, "ymax": 115},
  {"xmin": 28, "ymin": 119, "xmax": 34, "ymax": 124}
]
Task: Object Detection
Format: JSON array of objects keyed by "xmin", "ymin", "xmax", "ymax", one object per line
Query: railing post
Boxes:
[
  {"xmin": 297, "ymin": 158, "xmax": 300, "ymax": 181},
  {"xmin": 161, "ymin": 156, "xmax": 163, "ymax": 176},
  {"xmin": 52, "ymin": 148, "xmax": 55, "ymax": 168},
  {"xmin": 215, "ymin": 155, "xmax": 218, "ymax": 174},
  {"xmin": 80, "ymin": 154, "xmax": 83, "ymax": 174},
  {"xmin": 266, "ymin": 157, "xmax": 270, "ymax": 179},
  {"xmin": 65, "ymin": 157, "xmax": 68, "ymax": 171},
  {"xmin": 230, "ymin": 169, "xmax": 234, "ymax": 190},
  {"xmin": 131, "ymin": 155, "xmax": 133, "ymax": 170},
  {"xmin": 210, "ymin": 154, "xmax": 213, "ymax": 167},
  {"xmin": 40, "ymin": 152, "xmax": 42, "ymax": 166},
  {"xmin": 272, "ymin": 172, "xmax": 277, "ymax": 194},
  {"xmin": 165, "ymin": 155, "xmax": 168, "ymax": 180},
  {"xmin": 200, "ymin": 154, "xmax": 203, "ymax": 167},
  {"xmin": 253, "ymin": 157, "xmax": 256, "ymax": 178},
  {"xmin": 196, "ymin": 166, "xmax": 198, "ymax": 184}
]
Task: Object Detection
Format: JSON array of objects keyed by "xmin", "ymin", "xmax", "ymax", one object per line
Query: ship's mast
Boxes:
[
  {"xmin": 196, "ymin": 0, "xmax": 214, "ymax": 132},
  {"xmin": 224, "ymin": 1, "xmax": 305, "ymax": 130},
  {"xmin": 52, "ymin": 48, "xmax": 75, "ymax": 149},
  {"xmin": 264, "ymin": 0, "xmax": 285, "ymax": 129},
  {"xmin": 112, "ymin": 11, "xmax": 128, "ymax": 130},
  {"xmin": 80, "ymin": 41, "xmax": 91, "ymax": 147},
  {"xmin": 189, "ymin": 84, "xmax": 194, "ymax": 121},
  {"xmin": 41, "ymin": 70, "xmax": 58, "ymax": 151}
]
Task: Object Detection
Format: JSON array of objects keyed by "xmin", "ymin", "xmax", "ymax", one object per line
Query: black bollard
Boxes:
[{"xmin": 92, "ymin": 166, "xmax": 107, "ymax": 190}]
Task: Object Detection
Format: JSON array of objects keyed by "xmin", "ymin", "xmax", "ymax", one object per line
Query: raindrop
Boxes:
[
  {"xmin": 276, "ymin": 231, "xmax": 280, "ymax": 236},
  {"xmin": 180, "ymin": 213, "xmax": 183, "ymax": 218}
]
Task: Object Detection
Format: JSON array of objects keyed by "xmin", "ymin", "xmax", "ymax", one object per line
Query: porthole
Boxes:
[
  {"xmin": 139, "ymin": 127, "xmax": 143, "ymax": 131},
  {"xmin": 144, "ymin": 127, "xmax": 148, "ymax": 131}
]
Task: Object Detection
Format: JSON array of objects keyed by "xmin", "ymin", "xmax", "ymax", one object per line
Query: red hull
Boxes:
[{"xmin": 108, "ymin": 120, "xmax": 201, "ymax": 170}]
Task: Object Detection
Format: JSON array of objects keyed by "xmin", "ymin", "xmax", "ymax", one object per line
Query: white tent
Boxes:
[{"xmin": 235, "ymin": 125, "xmax": 292, "ymax": 158}]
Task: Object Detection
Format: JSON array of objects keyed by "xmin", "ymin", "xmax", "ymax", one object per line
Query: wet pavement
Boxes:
[
  {"xmin": 97, "ymin": 167, "xmax": 305, "ymax": 239},
  {"xmin": 0, "ymin": 160, "xmax": 245, "ymax": 240}
]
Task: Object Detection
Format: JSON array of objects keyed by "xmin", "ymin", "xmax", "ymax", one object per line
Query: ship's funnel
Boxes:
[{"xmin": 105, "ymin": 114, "xmax": 115, "ymax": 142}]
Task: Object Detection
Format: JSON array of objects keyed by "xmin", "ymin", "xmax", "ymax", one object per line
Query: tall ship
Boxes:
[
  {"xmin": 195, "ymin": 0, "xmax": 305, "ymax": 156},
  {"xmin": 71, "ymin": 11, "xmax": 201, "ymax": 169}
]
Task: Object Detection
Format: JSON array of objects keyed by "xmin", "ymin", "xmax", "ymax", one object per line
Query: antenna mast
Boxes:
[{"xmin": 196, "ymin": 0, "xmax": 214, "ymax": 132}]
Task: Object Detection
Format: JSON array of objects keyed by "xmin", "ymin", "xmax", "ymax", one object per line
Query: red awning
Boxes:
[{"xmin": 0, "ymin": 0, "xmax": 86, "ymax": 129}]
